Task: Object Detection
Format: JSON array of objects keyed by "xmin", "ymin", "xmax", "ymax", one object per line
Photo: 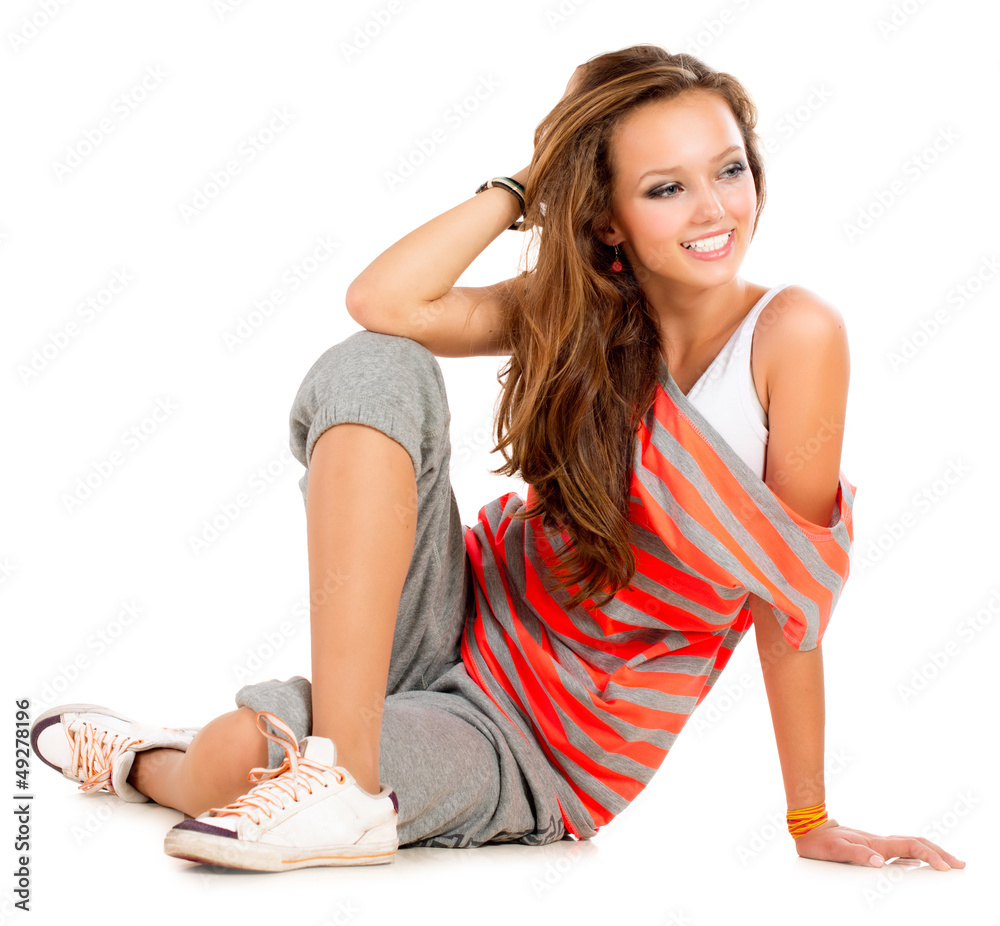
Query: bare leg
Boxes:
[
  {"xmin": 128, "ymin": 707, "xmax": 268, "ymax": 818},
  {"xmin": 129, "ymin": 421, "xmax": 415, "ymax": 811},
  {"xmin": 305, "ymin": 423, "xmax": 417, "ymax": 795}
]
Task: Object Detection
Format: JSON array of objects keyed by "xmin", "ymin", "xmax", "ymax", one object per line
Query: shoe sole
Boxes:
[{"xmin": 163, "ymin": 828, "xmax": 397, "ymax": 871}]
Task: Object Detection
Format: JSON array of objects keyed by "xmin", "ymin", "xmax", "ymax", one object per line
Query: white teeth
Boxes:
[{"xmin": 682, "ymin": 231, "xmax": 731, "ymax": 252}]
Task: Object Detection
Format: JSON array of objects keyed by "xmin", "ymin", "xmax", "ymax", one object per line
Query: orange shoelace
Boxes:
[
  {"xmin": 205, "ymin": 710, "xmax": 345, "ymax": 826},
  {"xmin": 64, "ymin": 723, "xmax": 146, "ymax": 795}
]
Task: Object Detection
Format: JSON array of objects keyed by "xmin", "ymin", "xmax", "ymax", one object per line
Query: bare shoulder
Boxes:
[
  {"xmin": 756, "ymin": 284, "xmax": 847, "ymax": 344},
  {"xmin": 753, "ymin": 285, "xmax": 850, "ymax": 524},
  {"xmin": 753, "ymin": 284, "xmax": 849, "ymax": 393}
]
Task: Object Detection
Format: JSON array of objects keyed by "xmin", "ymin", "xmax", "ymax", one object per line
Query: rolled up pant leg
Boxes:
[
  {"xmin": 286, "ymin": 328, "xmax": 472, "ymax": 693},
  {"xmin": 236, "ymin": 330, "xmax": 568, "ymax": 847}
]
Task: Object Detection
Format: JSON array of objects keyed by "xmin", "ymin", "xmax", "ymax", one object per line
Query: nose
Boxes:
[{"xmin": 692, "ymin": 183, "xmax": 725, "ymax": 224}]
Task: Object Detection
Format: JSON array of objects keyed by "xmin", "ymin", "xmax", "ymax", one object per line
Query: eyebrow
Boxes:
[{"xmin": 637, "ymin": 145, "xmax": 744, "ymax": 183}]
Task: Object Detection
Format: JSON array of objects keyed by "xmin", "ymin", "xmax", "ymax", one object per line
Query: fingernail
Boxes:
[{"xmin": 869, "ymin": 855, "xmax": 884, "ymax": 866}]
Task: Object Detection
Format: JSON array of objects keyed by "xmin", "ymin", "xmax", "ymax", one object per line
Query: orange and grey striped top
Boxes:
[{"xmin": 461, "ymin": 354, "xmax": 856, "ymax": 839}]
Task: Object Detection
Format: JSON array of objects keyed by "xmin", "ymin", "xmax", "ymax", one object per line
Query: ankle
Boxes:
[
  {"xmin": 331, "ymin": 752, "xmax": 380, "ymax": 795},
  {"xmin": 351, "ymin": 772, "xmax": 381, "ymax": 796},
  {"xmin": 126, "ymin": 747, "xmax": 183, "ymax": 795},
  {"xmin": 343, "ymin": 762, "xmax": 380, "ymax": 795}
]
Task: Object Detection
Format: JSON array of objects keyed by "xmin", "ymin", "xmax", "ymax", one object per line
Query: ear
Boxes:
[{"xmin": 596, "ymin": 226, "xmax": 622, "ymax": 248}]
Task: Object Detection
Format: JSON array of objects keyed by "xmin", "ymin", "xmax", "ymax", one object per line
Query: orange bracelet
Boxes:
[{"xmin": 786, "ymin": 801, "xmax": 828, "ymax": 839}]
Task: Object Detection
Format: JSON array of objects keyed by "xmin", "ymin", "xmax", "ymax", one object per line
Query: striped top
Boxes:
[{"xmin": 460, "ymin": 342, "xmax": 856, "ymax": 839}]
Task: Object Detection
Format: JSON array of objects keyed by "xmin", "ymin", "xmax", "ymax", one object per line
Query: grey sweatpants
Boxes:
[{"xmin": 235, "ymin": 330, "xmax": 576, "ymax": 849}]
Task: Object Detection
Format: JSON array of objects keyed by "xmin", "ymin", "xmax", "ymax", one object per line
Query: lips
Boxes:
[
  {"xmin": 681, "ymin": 230, "xmax": 734, "ymax": 254},
  {"xmin": 681, "ymin": 229, "xmax": 733, "ymax": 249}
]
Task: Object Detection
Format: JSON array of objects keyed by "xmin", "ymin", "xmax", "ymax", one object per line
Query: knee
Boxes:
[
  {"xmin": 289, "ymin": 330, "xmax": 451, "ymax": 478},
  {"xmin": 296, "ymin": 330, "xmax": 445, "ymax": 410},
  {"xmin": 185, "ymin": 707, "xmax": 268, "ymax": 796}
]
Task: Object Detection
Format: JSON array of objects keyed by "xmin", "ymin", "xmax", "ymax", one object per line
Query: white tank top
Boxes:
[{"xmin": 683, "ymin": 283, "xmax": 789, "ymax": 480}]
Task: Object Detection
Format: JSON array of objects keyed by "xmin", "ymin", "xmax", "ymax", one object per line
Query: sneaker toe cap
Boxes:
[
  {"xmin": 31, "ymin": 715, "xmax": 71, "ymax": 772},
  {"xmin": 171, "ymin": 819, "xmax": 239, "ymax": 839}
]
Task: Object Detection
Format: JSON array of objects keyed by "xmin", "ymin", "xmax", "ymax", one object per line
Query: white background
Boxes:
[{"xmin": 3, "ymin": 0, "xmax": 996, "ymax": 924}]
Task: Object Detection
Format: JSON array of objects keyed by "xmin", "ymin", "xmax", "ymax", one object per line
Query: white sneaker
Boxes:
[
  {"xmin": 163, "ymin": 710, "xmax": 399, "ymax": 871},
  {"xmin": 30, "ymin": 703, "xmax": 200, "ymax": 803}
]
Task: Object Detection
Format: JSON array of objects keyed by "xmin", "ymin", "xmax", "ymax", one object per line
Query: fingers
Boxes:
[
  {"xmin": 871, "ymin": 836, "xmax": 962, "ymax": 871},
  {"xmin": 798, "ymin": 826, "xmax": 967, "ymax": 871},
  {"xmin": 885, "ymin": 835, "xmax": 967, "ymax": 869},
  {"xmin": 796, "ymin": 832, "xmax": 882, "ymax": 868}
]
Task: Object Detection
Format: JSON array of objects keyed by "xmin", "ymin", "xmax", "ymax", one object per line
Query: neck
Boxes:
[{"xmin": 646, "ymin": 277, "xmax": 753, "ymax": 352}]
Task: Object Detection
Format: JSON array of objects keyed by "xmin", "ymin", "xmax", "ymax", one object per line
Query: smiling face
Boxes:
[{"xmin": 602, "ymin": 88, "xmax": 758, "ymax": 294}]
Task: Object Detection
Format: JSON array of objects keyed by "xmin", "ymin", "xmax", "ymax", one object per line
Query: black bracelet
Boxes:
[{"xmin": 475, "ymin": 177, "xmax": 526, "ymax": 230}]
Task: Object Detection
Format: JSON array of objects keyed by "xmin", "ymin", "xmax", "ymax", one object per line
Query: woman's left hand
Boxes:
[{"xmin": 794, "ymin": 819, "xmax": 966, "ymax": 870}]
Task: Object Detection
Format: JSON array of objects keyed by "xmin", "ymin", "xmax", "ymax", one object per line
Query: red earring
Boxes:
[{"xmin": 611, "ymin": 244, "xmax": 623, "ymax": 273}]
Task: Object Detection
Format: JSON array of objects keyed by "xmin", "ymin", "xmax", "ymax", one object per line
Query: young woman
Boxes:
[{"xmin": 30, "ymin": 44, "xmax": 965, "ymax": 873}]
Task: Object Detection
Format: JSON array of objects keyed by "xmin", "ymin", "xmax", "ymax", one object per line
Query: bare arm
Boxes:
[
  {"xmin": 751, "ymin": 597, "xmax": 828, "ymax": 809},
  {"xmin": 748, "ymin": 286, "xmax": 849, "ymax": 809},
  {"xmin": 344, "ymin": 67, "xmax": 590, "ymax": 356},
  {"xmin": 345, "ymin": 166, "xmax": 530, "ymax": 356}
]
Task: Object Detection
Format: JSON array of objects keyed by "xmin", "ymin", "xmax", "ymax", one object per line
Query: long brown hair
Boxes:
[{"xmin": 490, "ymin": 44, "xmax": 768, "ymax": 610}]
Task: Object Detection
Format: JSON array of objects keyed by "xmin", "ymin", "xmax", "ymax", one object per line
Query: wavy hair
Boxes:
[{"xmin": 489, "ymin": 44, "xmax": 768, "ymax": 610}]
